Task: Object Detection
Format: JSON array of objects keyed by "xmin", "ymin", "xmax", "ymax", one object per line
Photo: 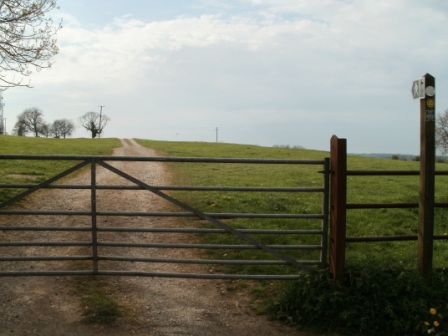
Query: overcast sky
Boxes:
[{"xmin": 3, "ymin": 0, "xmax": 448, "ymax": 154}]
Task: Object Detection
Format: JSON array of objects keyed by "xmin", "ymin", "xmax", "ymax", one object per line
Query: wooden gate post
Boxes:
[{"xmin": 329, "ymin": 135, "xmax": 347, "ymax": 282}]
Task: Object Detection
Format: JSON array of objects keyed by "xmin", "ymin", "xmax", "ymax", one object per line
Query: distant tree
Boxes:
[
  {"xmin": 436, "ymin": 109, "xmax": 448, "ymax": 154},
  {"xmin": 79, "ymin": 112, "xmax": 110, "ymax": 139},
  {"xmin": 17, "ymin": 107, "xmax": 45, "ymax": 137},
  {"xmin": 12, "ymin": 118, "xmax": 28, "ymax": 136},
  {"xmin": 52, "ymin": 119, "xmax": 75, "ymax": 138},
  {"xmin": 0, "ymin": 0, "xmax": 61, "ymax": 87},
  {"xmin": 40, "ymin": 122, "xmax": 51, "ymax": 137}
]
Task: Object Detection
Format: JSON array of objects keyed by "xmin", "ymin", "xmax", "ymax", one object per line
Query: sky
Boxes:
[{"xmin": 3, "ymin": 0, "xmax": 448, "ymax": 154}]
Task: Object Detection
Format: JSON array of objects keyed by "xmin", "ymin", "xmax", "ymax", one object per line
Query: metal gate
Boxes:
[{"xmin": 0, "ymin": 154, "xmax": 329, "ymax": 280}]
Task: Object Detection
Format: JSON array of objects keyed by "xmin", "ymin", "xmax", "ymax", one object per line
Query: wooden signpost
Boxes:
[{"xmin": 413, "ymin": 73, "xmax": 436, "ymax": 283}]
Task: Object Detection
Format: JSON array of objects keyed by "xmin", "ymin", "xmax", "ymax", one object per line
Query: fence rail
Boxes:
[
  {"xmin": 329, "ymin": 135, "xmax": 448, "ymax": 282},
  {"xmin": 345, "ymin": 168, "xmax": 448, "ymax": 243}
]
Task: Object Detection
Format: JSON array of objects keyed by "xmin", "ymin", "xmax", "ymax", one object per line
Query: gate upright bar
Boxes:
[
  {"xmin": 91, "ymin": 159, "xmax": 99, "ymax": 273},
  {"xmin": 320, "ymin": 158, "xmax": 330, "ymax": 268}
]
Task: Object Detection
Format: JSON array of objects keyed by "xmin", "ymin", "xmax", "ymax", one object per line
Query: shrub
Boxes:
[{"xmin": 269, "ymin": 267, "xmax": 448, "ymax": 335}]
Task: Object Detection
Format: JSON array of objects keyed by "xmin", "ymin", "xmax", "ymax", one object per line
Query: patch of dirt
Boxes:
[
  {"xmin": 6, "ymin": 174, "xmax": 43, "ymax": 179},
  {"xmin": 0, "ymin": 139, "xmax": 316, "ymax": 336}
]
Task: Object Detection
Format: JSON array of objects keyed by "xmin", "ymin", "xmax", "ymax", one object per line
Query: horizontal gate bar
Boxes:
[
  {"xmin": 0, "ymin": 256, "xmax": 321, "ymax": 265},
  {"xmin": 0, "ymin": 226, "xmax": 323, "ymax": 234},
  {"xmin": 0, "ymin": 241, "xmax": 322, "ymax": 250},
  {"xmin": 0, "ymin": 242, "xmax": 91, "ymax": 247},
  {"xmin": 0, "ymin": 154, "xmax": 325, "ymax": 165},
  {"xmin": 0, "ymin": 184, "xmax": 324, "ymax": 193},
  {"xmin": 99, "ymin": 256, "xmax": 321, "ymax": 265},
  {"xmin": 0, "ymin": 226, "xmax": 91, "ymax": 231},
  {"xmin": 0, "ymin": 270, "xmax": 305, "ymax": 280},
  {"xmin": 97, "ymin": 242, "xmax": 322, "ymax": 250},
  {"xmin": 98, "ymin": 227, "xmax": 323, "ymax": 235},
  {"xmin": 0, "ymin": 226, "xmax": 322, "ymax": 235},
  {"xmin": 0, "ymin": 210, "xmax": 324, "ymax": 219},
  {"xmin": 0, "ymin": 256, "xmax": 92, "ymax": 261}
]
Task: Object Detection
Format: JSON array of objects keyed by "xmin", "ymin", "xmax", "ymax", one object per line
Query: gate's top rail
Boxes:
[{"xmin": 0, "ymin": 154, "xmax": 325, "ymax": 165}]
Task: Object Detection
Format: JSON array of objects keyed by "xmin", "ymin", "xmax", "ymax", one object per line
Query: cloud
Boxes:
[{"xmin": 5, "ymin": 0, "xmax": 448, "ymax": 153}]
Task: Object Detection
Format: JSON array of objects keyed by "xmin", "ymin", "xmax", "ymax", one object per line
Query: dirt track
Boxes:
[{"xmin": 0, "ymin": 139, "xmax": 313, "ymax": 336}]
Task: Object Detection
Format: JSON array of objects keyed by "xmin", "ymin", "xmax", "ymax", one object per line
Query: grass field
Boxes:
[
  {"xmin": 134, "ymin": 139, "xmax": 448, "ymax": 335},
  {"xmin": 0, "ymin": 136, "xmax": 120, "ymax": 200},
  {"xmin": 2, "ymin": 136, "xmax": 448, "ymax": 334},
  {"xmin": 2, "ymin": 135, "xmax": 447, "ymax": 271},
  {"xmin": 135, "ymin": 139, "xmax": 448, "ymax": 271}
]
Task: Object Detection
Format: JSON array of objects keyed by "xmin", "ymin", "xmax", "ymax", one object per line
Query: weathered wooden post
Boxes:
[
  {"xmin": 329, "ymin": 135, "xmax": 347, "ymax": 282},
  {"xmin": 412, "ymin": 73, "xmax": 436, "ymax": 284}
]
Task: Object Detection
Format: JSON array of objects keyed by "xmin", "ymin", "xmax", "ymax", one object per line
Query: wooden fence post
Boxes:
[
  {"xmin": 329, "ymin": 135, "xmax": 347, "ymax": 282},
  {"xmin": 417, "ymin": 73, "xmax": 436, "ymax": 284}
]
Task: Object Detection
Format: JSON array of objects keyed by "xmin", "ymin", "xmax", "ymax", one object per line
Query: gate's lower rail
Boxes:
[{"xmin": 0, "ymin": 154, "xmax": 330, "ymax": 279}]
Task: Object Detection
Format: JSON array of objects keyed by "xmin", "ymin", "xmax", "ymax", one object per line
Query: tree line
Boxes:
[
  {"xmin": 436, "ymin": 109, "xmax": 448, "ymax": 155},
  {"xmin": 12, "ymin": 108, "xmax": 110, "ymax": 139}
]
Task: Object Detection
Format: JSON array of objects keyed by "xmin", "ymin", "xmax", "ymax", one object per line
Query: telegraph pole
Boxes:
[
  {"xmin": 0, "ymin": 91, "xmax": 4, "ymax": 135},
  {"xmin": 216, "ymin": 127, "xmax": 218, "ymax": 143},
  {"xmin": 98, "ymin": 105, "xmax": 105, "ymax": 138}
]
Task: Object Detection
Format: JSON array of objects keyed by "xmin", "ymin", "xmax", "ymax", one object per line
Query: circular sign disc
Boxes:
[{"xmin": 426, "ymin": 86, "xmax": 435, "ymax": 97}]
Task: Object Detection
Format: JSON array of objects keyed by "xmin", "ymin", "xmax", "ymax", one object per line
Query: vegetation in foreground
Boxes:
[{"xmin": 270, "ymin": 267, "xmax": 448, "ymax": 335}]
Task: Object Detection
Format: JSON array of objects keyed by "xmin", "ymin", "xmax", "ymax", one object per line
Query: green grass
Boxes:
[
  {"xmin": 136, "ymin": 139, "xmax": 448, "ymax": 270},
  {"xmin": 0, "ymin": 136, "xmax": 121, "ymax": 201},
  {"xmin": 75, "ymin": 275, "xmax": 121, "ymax": 324},
  {"xmin": 0, "ymin": 135, "xmax": 120, "ymax": 155},
  {"xmin": 136, "ymin": 139, "xmax": 328, "ymax": 274}
]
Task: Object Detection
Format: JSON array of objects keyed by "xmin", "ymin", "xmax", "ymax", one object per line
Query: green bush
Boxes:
[{"xmin": 270, "ymin": 267, "xmax": 448, "ymax": 335}]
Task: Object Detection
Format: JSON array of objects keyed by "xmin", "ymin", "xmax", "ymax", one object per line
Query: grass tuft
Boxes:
[{"xmin": 75, "ymin": 276, "xmax": 121, "ymax": 324}]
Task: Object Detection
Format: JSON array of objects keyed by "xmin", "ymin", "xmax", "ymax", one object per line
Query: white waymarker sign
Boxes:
[{"xmin": 412, "ymin": 77, "xmax": 426, "ymax": 99}]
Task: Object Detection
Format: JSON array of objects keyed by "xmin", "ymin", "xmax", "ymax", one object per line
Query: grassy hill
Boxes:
[
  {"xmin": 2, "ymin": 136, "xmax": 448, "ymax": 335},
  {"xmin": 2, "ymin": 135, "xmax": 447, "ymax": 270},
  {"xmin": 135, "ymin": 139, "xmax": 448, "ymax": 269}
]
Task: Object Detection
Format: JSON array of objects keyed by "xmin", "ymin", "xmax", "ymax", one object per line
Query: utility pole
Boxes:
[
  {"xmin": 216, "ymin": 127, "xmax": 218, "ymax": 143},
  {"xmin": 98, "ymin": 105, "xmax": 105, "ymax": 138},
  {"xmin": 0, "ymin": 91, "xmax": 4, "ymax": 135}
]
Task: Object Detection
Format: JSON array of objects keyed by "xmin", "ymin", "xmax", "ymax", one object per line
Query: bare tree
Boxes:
[
  {"xmin": 52, "ymin": 118, "xmax": 75, "ymax": 138},
  {"xmin": 0, "ymin": 0, "xmax": 61, "ymax": 88},
  {"xmin": 17, "ymin": 107, "xmax": 45, "ymax": 137},
  {"xmin": 12, "ymin": 118, "xmax": 28, "ymax": 136},
  {"xmin": 436, "ymin": 109, "xmax": 448, "ymax": 155},
  {"xmin": 40, "ymin": 122, "xmax": 51, "ymax": 137},
  {"xmin": 79, "ymin": 111, "xmax": 110, "ymax": 138}
]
